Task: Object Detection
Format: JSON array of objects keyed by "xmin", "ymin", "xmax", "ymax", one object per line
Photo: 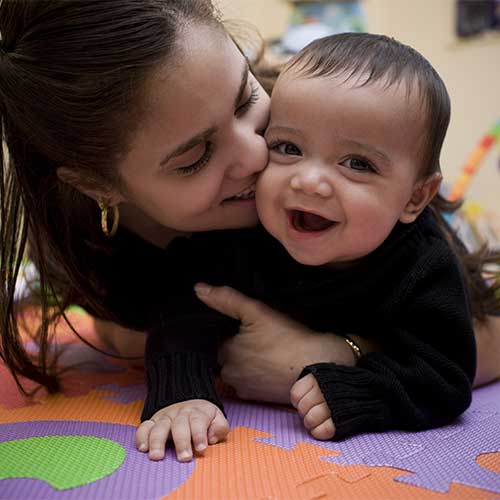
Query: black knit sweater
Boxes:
[{"xmin": 138, "ymin": 208, "xmax": 476, "ymax": 439}]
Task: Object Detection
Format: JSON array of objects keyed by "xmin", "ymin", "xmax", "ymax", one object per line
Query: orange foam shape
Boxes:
[
  {"xmin": 166, "ymin": 426, "xmax": 498, "ymax": 500},
  {"xmin": 0, "ymin": 389, "xmax": 141, "ymax": 426},
  {"xmin": 477, "ymin": 452, "xmax": 500, "ymax": 474}
]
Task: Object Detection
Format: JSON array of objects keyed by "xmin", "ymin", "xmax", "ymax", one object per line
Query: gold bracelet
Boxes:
[{"xmin": 343, "ymin": 335, "xmax": 362, "ymax": 362}]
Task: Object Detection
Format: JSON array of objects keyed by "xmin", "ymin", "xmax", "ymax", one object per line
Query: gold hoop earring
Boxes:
[{"xmin": 98, "ymin": 200, "xmax": 119, "ymax": 237}]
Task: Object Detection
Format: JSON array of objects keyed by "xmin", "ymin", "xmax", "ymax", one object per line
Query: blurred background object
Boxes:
[{"xmin": 456, "ymin": 0, "xmax": 500, "ymax": 38}]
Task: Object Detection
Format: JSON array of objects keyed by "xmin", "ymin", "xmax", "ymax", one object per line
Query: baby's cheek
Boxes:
[{"xmin": 255, "ymin": 170, "xmax": 274, "ymax": 221}]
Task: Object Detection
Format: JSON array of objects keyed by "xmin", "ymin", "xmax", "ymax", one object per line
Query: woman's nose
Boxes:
[
  {"xmin": 290, "ymin": 167, "xmax": 333, "ymax": 197},
  {"xmin": 226, "ymin": 128, "xmax": 268, "ymax": 180}
]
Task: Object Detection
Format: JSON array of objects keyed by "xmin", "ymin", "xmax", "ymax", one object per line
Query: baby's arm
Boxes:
[
  {"xmin": 136, "ymin": 398, "xmax": 229, "ymax": 461},
  {"xmin": 294, "ymin": 242, "xmax": 475, "ymax": 440},
  {"xmin": 138, "ymin": 310, "xmax": 236, "ymax": 460}
]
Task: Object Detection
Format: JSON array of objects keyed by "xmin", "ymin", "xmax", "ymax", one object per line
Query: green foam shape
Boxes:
[{"xmin": 0, "ymin": 435, "xmax": 125, "ymax": 490}]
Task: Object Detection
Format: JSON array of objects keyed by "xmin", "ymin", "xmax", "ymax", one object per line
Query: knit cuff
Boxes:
[
  {"xmin": 141, "ymin": 351, "xmax": 223, "ymax": 422},
  {"xmin": 301, "ymin": 362, "xmax": 392, "ymax": 440}
]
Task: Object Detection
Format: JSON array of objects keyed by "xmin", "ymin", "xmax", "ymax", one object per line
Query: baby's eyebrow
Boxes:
[
  {"xmin": 266, "ymin": 125, "xmax": 305, "ymax": 139},
  {"xmin": 339, "ymin": 138, "xmax": 391, "ymax": 165}
]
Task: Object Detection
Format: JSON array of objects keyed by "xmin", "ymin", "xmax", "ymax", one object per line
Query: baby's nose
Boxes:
[{"xmin": 290, "ymin": 170, "xmax": 333, "ymax": 197}]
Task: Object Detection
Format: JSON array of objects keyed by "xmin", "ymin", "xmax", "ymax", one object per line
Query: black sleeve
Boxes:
[
  {"xmin": 140, "ymin": 234, "xmax": 240, "ymax": 422},
  {"xmin": 302, "ymin": 245, "xmax": 476, "ymax": 439},
  {"xmin": 141, "ymin": 312, "xmax": 237, "ymax": 421}
]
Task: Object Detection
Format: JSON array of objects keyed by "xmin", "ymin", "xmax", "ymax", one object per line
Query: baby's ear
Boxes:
[
  {"xmin": 57, "ymin": 167, "xmax": 124, "ymax": 206},
  {"xmin": 400, "ymin": 172, "xmax": 442, "ymax": 224}
]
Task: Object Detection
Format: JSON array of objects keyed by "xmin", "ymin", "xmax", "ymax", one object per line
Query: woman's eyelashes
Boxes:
[
  {"xmin": 173, "ymin": 82, "xmax": 260, "ymax": 177},
  {"xmin": 235, "ymin": 81, "xmax": 260, "ymax": 116},
  {"xmin": 175, "ymin": 142, "xmax": 214, "ymax": 176}
]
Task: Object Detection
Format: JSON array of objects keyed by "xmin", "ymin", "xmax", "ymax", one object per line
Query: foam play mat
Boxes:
[{"xmin": 1, "ymin": 308, "xmax": 500, "ymax": 500}]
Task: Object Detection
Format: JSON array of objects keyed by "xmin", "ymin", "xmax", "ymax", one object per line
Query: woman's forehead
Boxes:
[
  {"xmin": 120, "ymin": 26, "xmax": 248, "ymax": 170},
  {"xmin": 142, "ymin": 24, "xmax": 245, "ymax": 115}
]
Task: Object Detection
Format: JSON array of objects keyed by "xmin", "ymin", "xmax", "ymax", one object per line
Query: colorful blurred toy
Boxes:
[{"xmin": 449, "ymin": 118, "xmax": 500, "ymax": 201}]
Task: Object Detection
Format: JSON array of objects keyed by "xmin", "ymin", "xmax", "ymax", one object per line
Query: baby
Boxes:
[{"xmin": 137, "ymin": 33, "xmax": 477, "ymax": 462}]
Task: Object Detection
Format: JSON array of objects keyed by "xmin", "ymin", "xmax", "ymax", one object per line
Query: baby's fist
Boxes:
[{"xmin": 290, "ymin": 373, "xmax": 335, "ymax": 440}]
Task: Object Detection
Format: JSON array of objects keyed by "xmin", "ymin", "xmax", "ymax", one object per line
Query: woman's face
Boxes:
[{"xmin": 116, "ymin": 23, "xmax": 270, "ymax": 232}]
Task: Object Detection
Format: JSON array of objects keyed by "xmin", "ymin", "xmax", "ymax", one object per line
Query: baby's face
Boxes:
[{"xmin": 256, "ymin": 70, "xmax": 426, "ymax": 266}]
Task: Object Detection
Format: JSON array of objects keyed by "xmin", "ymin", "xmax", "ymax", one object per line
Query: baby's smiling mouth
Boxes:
[{"xmin": 288, "ymin": 210, "xmax": 337, "ymax": 232}]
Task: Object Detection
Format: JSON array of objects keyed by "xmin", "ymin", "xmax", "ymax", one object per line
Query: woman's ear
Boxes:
[
  {"xmin": 399, "ymin": 172, "xmax": 442, "ymax": 224},
  {"xmin": 57, "ymin": 167, "xmax": 124, "ymax": 206}
]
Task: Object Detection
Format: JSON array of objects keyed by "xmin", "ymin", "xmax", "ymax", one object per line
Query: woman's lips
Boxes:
[{"xmin": 223, "ymin": 184, "xmax": 256, "ymax": 203}]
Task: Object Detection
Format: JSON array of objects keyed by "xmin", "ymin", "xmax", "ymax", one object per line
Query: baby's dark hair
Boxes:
[
  {"xmin": 282, "ymin": 33, "xmax": 500, "ymax": 317},
  {"xmin": 283, "ymin": 32, "xmax": 449, "ymax": 178}
]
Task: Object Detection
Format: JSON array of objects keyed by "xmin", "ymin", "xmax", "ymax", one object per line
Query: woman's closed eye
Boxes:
[
  {"xmin": 175, "ymin": 142, "xmax": 214, "ymax": 176},
  {"xmin": 236, "ymin": 82, "xmax": 260, "ymax": 117},
  {"xmin": 173, "ymin": 80, "xmax": 260, "ymax": 177},
  {"xmin": 340, "ymin": 157, "xmax": 377, "ymax": 173},
  {"xmin": 268, "ymin": 140, "xmax": 302, "ymax": 156}
]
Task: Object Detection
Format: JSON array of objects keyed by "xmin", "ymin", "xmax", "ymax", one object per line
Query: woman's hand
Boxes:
[{"xmin": 195, "ymin": 283, "xmax": 357, "ymax": 404}]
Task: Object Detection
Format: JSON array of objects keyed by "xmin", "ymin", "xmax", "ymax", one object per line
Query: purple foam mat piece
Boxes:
[
  {"xmin": 1, "ymin": 382, "xmax": 499, "ymax": 499},
  {"xmin": 0, "ymin": 421, "xmax": 194, "ymax": 500},
  {"xmin": 228, "ymin": 382, "xmax": 500, "ymax": 495}
]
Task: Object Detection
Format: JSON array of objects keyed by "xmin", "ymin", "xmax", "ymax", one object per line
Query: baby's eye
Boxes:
[
  {"xmin": 341, "ymin": 157, "xmax": 376, "ymax": 173},
  {"xmin": 270, "ymin": 141, "xmax": 302, "ymax": 156}
]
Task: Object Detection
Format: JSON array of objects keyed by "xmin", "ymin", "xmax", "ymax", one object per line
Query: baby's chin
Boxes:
[
  {"xmin": 274, "ymin": 238, "xmax": 334, "ymax": 267},
  {"xmin": 288, "ymin": 253, "xmax": 334, "ymax": 267}
]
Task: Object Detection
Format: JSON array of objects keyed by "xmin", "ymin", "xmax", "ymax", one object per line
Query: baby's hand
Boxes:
[
  {"xmin": 135, "ymin": 399, "xmax": 229, "ymax": 462},
  {"xmin": 290, "ymin": 373, "xmax": 336, "ymax": 440}
]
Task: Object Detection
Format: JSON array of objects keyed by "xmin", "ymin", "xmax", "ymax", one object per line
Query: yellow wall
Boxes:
[{"xmin": 216, "ymin": 0, "xmax": 500, "ymax": 211}]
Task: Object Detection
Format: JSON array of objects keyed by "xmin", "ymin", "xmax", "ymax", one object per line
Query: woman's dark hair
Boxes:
[
  {"xmin": 284, "ymin": 32, "xmax": 500, "ymax": 317},
  {"xmin": 0, "ymin": 0, "xmax": 228, "ymax": 394}
]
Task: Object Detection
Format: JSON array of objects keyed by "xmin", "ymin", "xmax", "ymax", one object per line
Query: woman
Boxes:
[{"xmin": 1, "ymin": 0, "xmax": 498, "ymax": 436}]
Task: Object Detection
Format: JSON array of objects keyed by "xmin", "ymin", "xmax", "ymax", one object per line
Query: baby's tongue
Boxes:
[{"xmin": 296, "ymin": 211, "xmax": 335, "ymax": 232}]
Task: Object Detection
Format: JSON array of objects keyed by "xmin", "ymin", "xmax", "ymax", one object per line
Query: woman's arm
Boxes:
[
  {"xmin": 196, "ymin": 284, "xmax": 500, "ymax": 407},
  {"xmin": 194, "ymin": 284, "xmax": 379, "ymax": 404},
  {"xmin": 93, "ymin": 289, "xmax": 500, "ymax": 399}
]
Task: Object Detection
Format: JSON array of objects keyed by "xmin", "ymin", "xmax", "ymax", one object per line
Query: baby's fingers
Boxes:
[
  {"xmin": 310, "ymin": 417, "xmax": 336, "ymax": 440},
  {"xmin": 207, "ymin": 410, "xmax": 230, "ymax": 445},
  {"xmin": 303, "ymin": 403, "xmax": 331, "ymax": 431},
  {"xmin": 290, "ymin": 373, "xmax": 316, "ymax": 408},
  {"xmin": 148, "ymin": 417, "xmax": 172, "ymax": 461},
  {"xmin": 295, "ymin": 386, "xmax": 324, "ymax": 418},
  {"xmin": 135, "ymin": 420, "xmax": 155, "ymax": 453},
  {"xmin": 171, "ymin": 414, "xmax": 194, "ymax": 462},
  {"xmin": 189, "ymin": 411, "xmax": 213, "ymax": 454}
]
